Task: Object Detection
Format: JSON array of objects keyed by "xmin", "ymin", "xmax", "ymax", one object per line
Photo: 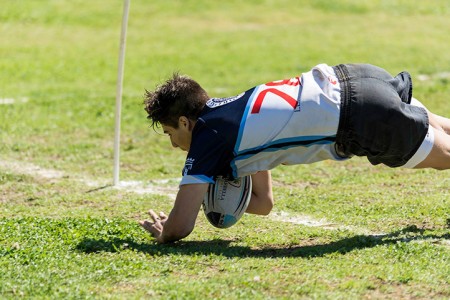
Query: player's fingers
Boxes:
[
  {"xmin": 139, "ymin": 220, "xmax": 153, "ymax": 232},
  {"xmin": 139, "ymin": 220, "xmax": 162, "ymax": 237},
  {"xmin": 148, "ymin": 209, "xmax": 161, "ymax": 221},
  {"xmin": 159, "ymin": 212, "xmax": 167, "ymax": 219}
]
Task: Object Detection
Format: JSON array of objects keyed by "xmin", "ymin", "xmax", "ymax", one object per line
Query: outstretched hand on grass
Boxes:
[{"xmin": 139, "ymin": 210, "xmax": 168, "ymax": 243}]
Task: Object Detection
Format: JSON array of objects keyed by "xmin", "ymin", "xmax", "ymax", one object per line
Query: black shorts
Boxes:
[{"xmin": 333, "ymin": 64, "xmax": 429, "ymax": 167}]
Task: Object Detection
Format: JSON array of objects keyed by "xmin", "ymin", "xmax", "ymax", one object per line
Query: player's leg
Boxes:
[
  {"xmin": 415, "ymin": 126, "xmax": 450, "ymax": 170},
  {"xmin": 404, "ymin": 98, "xmax": 450, "ymax": 169},
  {"xmin": 428, "ymin": 111, "xmax": 450, "ymax": 134},
  {"xmin": 411, "ymin": 98, "xmax": 450, "ymax": 134},
  {"xmin": 408, "ymin": 98, "xmax": 450, "ymax": 169}
]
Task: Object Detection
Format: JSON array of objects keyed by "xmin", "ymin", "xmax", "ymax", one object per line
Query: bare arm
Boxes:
[
  {"xmin": 245, "ymin": 171, "xmax": 274, "ymax": 215},
  {"xmin": 139, "ymin": 183, "xmax": 208, "ymax": 243}
]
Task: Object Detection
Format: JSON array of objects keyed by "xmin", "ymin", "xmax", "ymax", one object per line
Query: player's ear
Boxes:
[{"xmin": 178, "ymin": 116, "xmax": 190, "ymax": 130}]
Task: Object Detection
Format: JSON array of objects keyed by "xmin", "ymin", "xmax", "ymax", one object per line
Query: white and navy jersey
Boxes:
[{"xmin": 180, "ymin": 64, "xmax": 346, "ymax": 186}]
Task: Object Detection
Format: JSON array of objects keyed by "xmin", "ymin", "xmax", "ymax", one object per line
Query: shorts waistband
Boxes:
[{"xmin": 332, "ymin": 64, "xmax": 352, "ymax": 157}]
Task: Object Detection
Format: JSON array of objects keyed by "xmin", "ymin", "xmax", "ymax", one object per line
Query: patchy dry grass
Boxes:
[{"xmin": 1, "ymin": 0, "xmax": 450, "ymax": 299}]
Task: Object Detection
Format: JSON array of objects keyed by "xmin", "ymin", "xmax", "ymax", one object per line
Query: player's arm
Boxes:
[
  {"xmin": 140, "ymin": 183, "xmax": 208, "ymax": 243},
  {"xmin": 246, "ymin": 170, "xmax": 274, "ymax": 215}
]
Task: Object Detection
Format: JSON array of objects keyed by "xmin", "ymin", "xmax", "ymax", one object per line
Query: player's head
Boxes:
[{"xmin": 144, "ymin": 73, "xmax": 209, "ymax": 129}]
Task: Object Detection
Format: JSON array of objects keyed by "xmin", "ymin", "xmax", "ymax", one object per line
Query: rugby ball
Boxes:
[{"xmin": 202, "ymin": 176, "xmax": 252, "ymax": 228}]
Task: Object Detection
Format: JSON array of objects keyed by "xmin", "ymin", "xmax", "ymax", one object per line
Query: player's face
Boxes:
[{"xmin": 161, "ymin": 117, "xmax": 193, "ymax": 152}]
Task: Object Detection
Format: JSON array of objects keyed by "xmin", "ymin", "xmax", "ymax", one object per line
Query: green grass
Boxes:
[{"xmin": 1, "ymin": 0, "xmax": 450, "ymax": 298}]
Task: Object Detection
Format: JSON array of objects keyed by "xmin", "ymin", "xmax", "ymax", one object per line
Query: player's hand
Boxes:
[{"xmin": 139, "ymin": 209, "xmax": 168, "ymax": 243}]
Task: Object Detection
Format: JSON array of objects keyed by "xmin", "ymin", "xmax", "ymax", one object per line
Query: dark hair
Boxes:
[{"xmin": 144, "ymin": 73, "xmax": 209, "ymax": 129}]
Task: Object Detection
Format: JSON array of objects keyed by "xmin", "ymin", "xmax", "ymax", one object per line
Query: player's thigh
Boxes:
[
  {"xmin": 428, "ymin": 111, "xmax": 450, "ymax": 134},
  {"xmin": 416, "ymin": 127, "xmax": 450, "ymax": 170}
]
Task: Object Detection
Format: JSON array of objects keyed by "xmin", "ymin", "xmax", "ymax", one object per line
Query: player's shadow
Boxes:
[{"xmin": 76, "ymin": 225, "xmax": 450, "ymax": 258}]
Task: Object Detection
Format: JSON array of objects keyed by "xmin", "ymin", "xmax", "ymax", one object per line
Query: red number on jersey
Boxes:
[
  {"xmin": 265, "ymin": 77, "xmax": 300, "ymax": 87},
  {"xmin": 251, "ymin": 77, "xmax": 301, "ymax": 114}
]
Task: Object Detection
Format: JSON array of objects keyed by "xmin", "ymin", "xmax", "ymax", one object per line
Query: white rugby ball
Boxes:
[{"xmin": 202, "ymin": 176, "xmax": 252, "ymax": 228}]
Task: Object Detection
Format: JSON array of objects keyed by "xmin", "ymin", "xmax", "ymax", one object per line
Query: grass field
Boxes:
[{"xmin": 1, "ymin": 0, "xmax": 450, "ymax": 299}]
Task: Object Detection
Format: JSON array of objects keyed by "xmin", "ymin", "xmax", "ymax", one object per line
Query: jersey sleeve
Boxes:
[{"xmin": 180, "ymin": 121, "xmax": 234, "ymax": 186}]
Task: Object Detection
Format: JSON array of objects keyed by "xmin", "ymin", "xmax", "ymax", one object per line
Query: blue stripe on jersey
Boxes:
[
  {"xmin": 234, "ymin": 87, "xmax": 260, "ymax": 155},
  {"xmin": 180, "ymin": 174, "xmax": 215, "ymax": 185},
  {"xmin": 237, "ymin": 134, "xmax": 336, "ymax": 155},
  {"xmin": 232, "ymin": 135, "xmax": 336, "ymax": 169}
]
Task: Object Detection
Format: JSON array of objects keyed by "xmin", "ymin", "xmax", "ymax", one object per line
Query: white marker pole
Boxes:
[{"xmin": 113, "ymin": 0, "xmax": 131, "ymax": 186}]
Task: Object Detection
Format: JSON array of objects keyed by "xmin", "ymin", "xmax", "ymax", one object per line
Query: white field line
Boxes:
[
  {"xmin": 114, "ymin": 179, "xmax": 178, "ymax": 200},
  {"xmin": 270, "ymin": 211, "xmax": 450, "ymax": 248},
  {"xmin": 0, "ymin": 160, "xmax": 65, "ymax": 180},
  {"xmin": 1, "ymin": 159, "xmax": 449, "ymax": 248},
  {"xmin": 0, "ymin": 159, "xmax": 178, "ymax": 199},
  {"xmin": 269, "ymin": 211, "xmax": 386, "ymax": 235},
  {"xmin": 0, "ymin": 97, "xmax": 28, "ymax": 105}
]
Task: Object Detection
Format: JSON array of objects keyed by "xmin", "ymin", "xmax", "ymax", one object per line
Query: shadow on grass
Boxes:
[{"xmin": 76, "ymin": 225, "xmax": 450, "ymax": 258}]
